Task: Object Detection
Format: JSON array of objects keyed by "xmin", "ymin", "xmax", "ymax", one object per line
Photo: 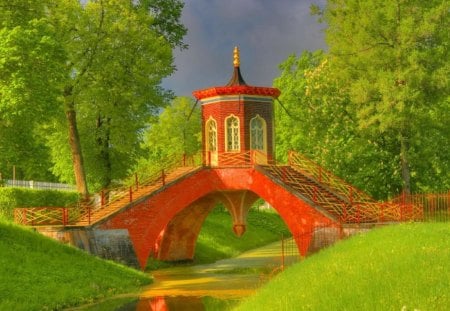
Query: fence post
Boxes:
[
  {"xmin": 348, "ymin": 186, "xmax": 353, "ymax": 205},
  {"xmin": 400, "ymin": 191, "xmax": 405, "ymax": 221},
  {"xmin": 281, "ymin": 233, "xmax": 285, "ymax": 271},
  {"xmin": 161, "ymin": 170, "xmax": 166, "ymax": 186},
  {"xmin": 101, "ymin": 190, "xmax": 105, "ymax": 206},
  {"xmin": 129, "ymin": 186, "xmax": 133, "ymax": 202},
  {"xmin": 313, "ymin": 186, "xmax": 318, "ymax": 203},
  {"xmin": 24, "ymin": 209, "xmax": 28, "ymax": 225},
  {"xmin": 379, "ymin": 203, "xmax": 384, "ymax": 223}
]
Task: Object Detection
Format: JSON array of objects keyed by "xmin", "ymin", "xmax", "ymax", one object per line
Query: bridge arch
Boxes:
[{"xmin": 98, "ymin": 167, "xmax": 337, "ymax": 269}]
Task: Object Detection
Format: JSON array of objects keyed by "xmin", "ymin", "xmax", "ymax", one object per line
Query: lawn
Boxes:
[
  {"xmin": 235, "ymin": 222, "xmax": 450, "ymax": 311},
  {"xmin": 0, "ymin": 218, "xmax": 151, "ymax": 311}
]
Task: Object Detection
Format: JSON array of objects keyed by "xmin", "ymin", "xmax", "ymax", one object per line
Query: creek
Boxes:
[{"xmin": 119, "ymin": 239, "xmax": 298, "ymax": 310}]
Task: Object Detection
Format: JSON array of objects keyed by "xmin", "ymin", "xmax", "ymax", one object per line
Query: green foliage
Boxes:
[
  {"xmin": 0, "ymin": 0, "xmax": 187, "ymax": 193},
  {"xmin": 236, "ymin": 223, "xmax": 450, "ymax": 310},
  {"xmin": 319, "ymin": 0, "xmax": 449, "ymax": 194},
  {"xmin": 0, "ymin": 219, "xmax": 150, "ymax": 310},
  {"xmin": 44, "ymin": 0, "xmax": 187, "ymax": 192},
  {"xmin": 136, "ymin": 96, "xmax": 201, "ymax": 175},
  {"xmin": 0, "ymin": 0, "xmax": 67, "ymax": 181},
  {"xmin": 275, "ymin": 1, "xmax": 449, "ymax": 198},
  {"xmin": 0, "ymin": 188, "xmax": 79, "ymax": 220}
]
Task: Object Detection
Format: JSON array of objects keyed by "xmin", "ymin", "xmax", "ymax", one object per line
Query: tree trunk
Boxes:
[
  {"xmin": 96, "ymin": 115, "xmax": 112, "ymax": 190},
  {"xmin": 65, "ymin": 89, "xmax": 89, "ymax": 199},
  {"xmin": 400, "ymin": 133, "xmax": 411, "ymax": 194}
]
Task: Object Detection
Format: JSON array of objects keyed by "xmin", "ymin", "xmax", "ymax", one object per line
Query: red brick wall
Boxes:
[{"xmin": 201, "ymin": 97, "xmax": 274, "ymax": 159}]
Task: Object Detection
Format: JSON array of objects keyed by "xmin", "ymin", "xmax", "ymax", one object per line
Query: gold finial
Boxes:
[{"xmin": 233, "ymin": 46, "xmax": 240, "ymax": 67}]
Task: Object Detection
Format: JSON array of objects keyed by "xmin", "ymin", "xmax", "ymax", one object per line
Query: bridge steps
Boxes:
[
  {"xmin": 72, "ymin": 166, "xmax": 198, "ymax": 226},
  {"xmin": 260, "ymin": 165, "xmax": 378, "ymax": 223}
]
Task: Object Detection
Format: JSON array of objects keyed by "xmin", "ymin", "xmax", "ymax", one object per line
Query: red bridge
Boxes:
[{"xmin": 14, "ymin": 48, "xmax": 421, "ymax": 269}]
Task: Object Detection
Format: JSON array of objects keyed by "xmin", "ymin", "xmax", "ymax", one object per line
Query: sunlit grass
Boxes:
[
  {"xmin": 235, "ymin": 222, "xmax": 450, "ymax": 311},
  {"xmin": 0, "ymin": 218, "xmax": 151, "ymax": 311}
]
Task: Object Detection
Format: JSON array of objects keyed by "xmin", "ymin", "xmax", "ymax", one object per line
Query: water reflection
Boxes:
[
  {"xmin": 94, "ymin": 240, "xmax": 298, "ymax": 311},
  {"xmin": 117, "ymin": 296, "xmax": 240, "ymax": 311}
]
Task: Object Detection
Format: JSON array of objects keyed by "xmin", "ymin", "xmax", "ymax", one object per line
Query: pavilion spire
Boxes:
[{"xmin": 226, "ymin": 46, "xmax": 247, "ymax": 86}]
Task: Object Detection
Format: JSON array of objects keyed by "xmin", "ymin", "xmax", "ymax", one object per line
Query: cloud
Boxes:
[{"xmin": 162, "ymin": 0, "xmax": 327, "ymax": 97}]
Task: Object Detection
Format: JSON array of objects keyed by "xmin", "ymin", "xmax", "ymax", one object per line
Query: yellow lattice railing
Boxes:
[
  {"xmin": 207, "ymin": 150, "xmax": 273, "ymax": 167},
  {"xmin": 270, "ymin": 152, "xmax": 428, "ymax": 223},
  {"xmin": 288, "ymin": 151, "xmax": 374, "ymax": 204}
]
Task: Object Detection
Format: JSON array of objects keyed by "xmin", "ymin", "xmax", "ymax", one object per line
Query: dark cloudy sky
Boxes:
[{"xmin": 162, "ymin": 0, "xmax": 327, "ymax": 97}]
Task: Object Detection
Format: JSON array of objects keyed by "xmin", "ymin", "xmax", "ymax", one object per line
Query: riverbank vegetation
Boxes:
[
  {"xmin": 0, "ymin": 219, "xmax": 150, "ymax": 311},
  {"xmin": 236, "ymin": 223, "xmax": 450, "ymax": 310}
]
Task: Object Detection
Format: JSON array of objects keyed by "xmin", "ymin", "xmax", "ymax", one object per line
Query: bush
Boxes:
[{"xmin": 0, "ymin": 188, "xmax": 79, "ymax": 221}]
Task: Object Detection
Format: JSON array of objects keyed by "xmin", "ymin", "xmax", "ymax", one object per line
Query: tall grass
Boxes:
[
  {"xmin": 0, "ymin": 218, "xmax": 150, "ymax": 311},
  {"xmin": 236, "ymin": 223, "xmax": 450, "ymax": 311}
]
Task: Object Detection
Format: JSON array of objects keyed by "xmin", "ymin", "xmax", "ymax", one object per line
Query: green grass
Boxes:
[
  {"xmin": 194, "ymin": 208, "xmax": 290, "ymax": 264},
  {"xmin": 235, "ymin": 222, "xmax": 450, "ymax": 311},
  {"xmin": 0, "ymin": 218, "xmax": 151, "ymax": 311}
]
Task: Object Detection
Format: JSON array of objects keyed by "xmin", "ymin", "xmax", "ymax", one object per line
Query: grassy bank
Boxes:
[
  {"xmin": 236, "ymin": 223, "xmax": 450, "ymax": 311},
  {"xmin": 0, "ymin": 219, "xmax": 151, "ymax": 311}
]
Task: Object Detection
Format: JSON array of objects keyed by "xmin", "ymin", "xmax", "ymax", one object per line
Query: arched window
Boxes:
[
  {"xmin": 225, "ymin": 115, "xmax": 240, "ymax": 152},
  {"xmin": 205, "ymin": 117, "xmax": 217, "ymax": 152},
  {"xmin": 250, "ymin": 115, "xmax": 266, "ymax": 151}
]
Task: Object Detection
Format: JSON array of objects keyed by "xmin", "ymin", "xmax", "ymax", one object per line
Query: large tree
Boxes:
[
  {"xmin": 314, "ymin": 0, "xmax": 449, "ymax": 194},
  {"xmin": 1, "ymin": 0, "xmax": 186, "ymax": 196},
  {"xmin": 275, "ymin": 51, "xmax": 406, "ymax": 198},
  {"xmin": 46, "ymin": 0, "xmax": 186, "ymax": 194},
  {"xmin": 0, "ymin": 0, "xmax": 67, "ymax": 181}
]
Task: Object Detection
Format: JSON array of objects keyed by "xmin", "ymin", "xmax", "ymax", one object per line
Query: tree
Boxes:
[
  {"xmin": 274, "ymin": 51, "xmax": 402, "ymax": 198},
  {"xmin": 43, "ymin": 0, "xmax": 187, "ymax": 195},
  {"xmin": 2, "ymin": 0, "xmax": 186, "ymax": 196},
  {"xmin": 312, "ymin": 0, "xmax": 449, "ymax": 194},
  {"xmin": 135, "ymin": 96, "xmax": 201, "ymax": 178},
  {"xmin": 0, "ymin": 0, "xmax": 67, "ymax": 181}
]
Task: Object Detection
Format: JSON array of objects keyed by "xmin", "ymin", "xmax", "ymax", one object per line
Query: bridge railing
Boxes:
[
  {"xmin": 288, "ymin": 151, "xmax": 375, "ymax": 205},
  {"xmin": 14, "ymin": 153, "xmax": 203, "ymax": 227},
  {"xmin": 204, "ymin": 150, "xmax": 274, "ymax": 167}
]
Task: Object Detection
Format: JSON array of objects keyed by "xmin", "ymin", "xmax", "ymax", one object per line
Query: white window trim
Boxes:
[{"xmin": 225, "ymin": 114, "xmax": 240, "ymax": 152}]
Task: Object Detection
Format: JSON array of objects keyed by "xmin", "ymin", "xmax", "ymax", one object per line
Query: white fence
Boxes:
[{"xmin": 2, "ymin": 179, "xmax": 76, "ymax": 191}]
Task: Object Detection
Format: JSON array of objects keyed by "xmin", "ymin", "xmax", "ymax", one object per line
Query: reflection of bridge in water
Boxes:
[{"xmin": 14, "ymin": 48, "xmax": 433, "ymax": 270}]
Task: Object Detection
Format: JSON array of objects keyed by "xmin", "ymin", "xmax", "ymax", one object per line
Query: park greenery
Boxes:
[
  {"xmin": 236, "ymin": 222, "xmax": 450, "ymax": 310},
  {"xmin": 275, "ymin": 0, "xmax": 449, "ymax": 199},
  {"xmin": 0, "ymin": 1, "xmax": 448, "ymax": 199},
  {"xmin": 0, "ymin": 206, "xmax": 288, "ymax": 310},
  {"xmin": 0, "ymin": 217, "xmax": 151, "ymax": 310},
  {"xmin": 0, "ymin": 0, "xmax": 186, "ymax": 198}
]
